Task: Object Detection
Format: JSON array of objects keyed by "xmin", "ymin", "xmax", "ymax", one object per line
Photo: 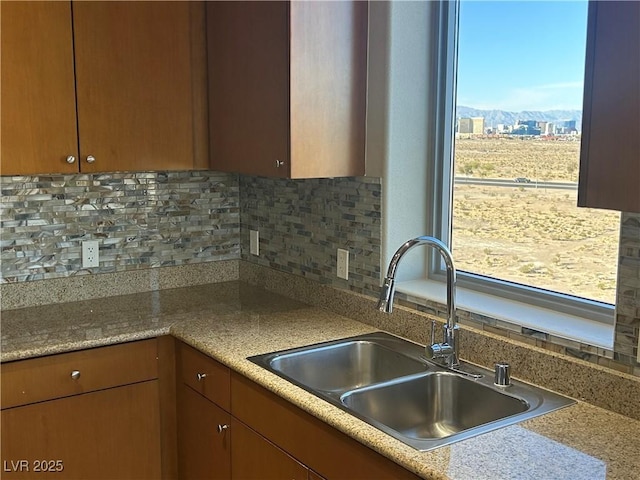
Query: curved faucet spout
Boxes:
[{"xmin": 377, "ymin": 236, "xmax": 459, "ymax": 367}]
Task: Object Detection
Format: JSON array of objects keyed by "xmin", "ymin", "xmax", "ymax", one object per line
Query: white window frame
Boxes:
[{"xmin": 372, "ymin": 0, "xmax": 615, "ymax": 349}]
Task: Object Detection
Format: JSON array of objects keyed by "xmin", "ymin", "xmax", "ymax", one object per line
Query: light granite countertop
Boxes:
[{"xmin": 1, "ymin": 282, "xmax": 639, "ymax": 479}]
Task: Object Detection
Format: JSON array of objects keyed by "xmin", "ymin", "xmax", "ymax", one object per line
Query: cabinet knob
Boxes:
[
  {"xmin": 86, "ymin": 155, "xmax": 96, "ymax": 164},
  {"xmin": 217, "ymin": 424, "xmax": 229, "ymax": 434},
  {"xmin": 66, "ymin": 155, "xmax": 76, "ymax": 164},
  {"xmin": 196, "ymin": 372, "xmax": 207, "ymax": 381},
  {"xmin": 70, "ymin": 370, "xmax": 81, "ymax": 380},
  {"xmin": 275, "ymin": 159, "xmax": 285, "ymax": 168}
]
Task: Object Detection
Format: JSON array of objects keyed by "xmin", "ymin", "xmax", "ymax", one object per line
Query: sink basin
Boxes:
[
  {"xmin": 249, "ymin": 332, "xmax": 575, "ymax": 451},
  {"xmin": 341, "ymin": 372, "xmax": 528, "ymax": 439},
  {"xmin": 266, "ymin": 338, "xmax": 428, "ymax": 392}
]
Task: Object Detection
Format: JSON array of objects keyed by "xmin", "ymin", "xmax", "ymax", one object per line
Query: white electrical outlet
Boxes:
[
  {"xmin": 250, "ymin": 230, "xmax": 259, "ymax": 256},
  {"xmin": 337, "ymin": 248, "xmax": 349, "ymax": 280},
  {"xmin": 82, "ymin": 240, "xmax": 100, "ymax": 268}
]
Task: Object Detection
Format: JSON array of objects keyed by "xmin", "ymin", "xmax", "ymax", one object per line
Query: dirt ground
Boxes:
[{"xmin": 452, "ymin": 137, "xmax": 619, "ymax": 304}]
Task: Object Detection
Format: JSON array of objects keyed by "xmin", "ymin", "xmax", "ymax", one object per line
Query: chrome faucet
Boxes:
[{"xmin": 377, "ymin": 236, "xmax": 460, "ymax": 367}]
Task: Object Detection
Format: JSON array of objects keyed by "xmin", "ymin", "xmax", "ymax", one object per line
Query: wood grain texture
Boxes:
[
  {"xmin": 157, "ymin": 336, "xmax": 178, "ymax": 480},
  {"xmin": 177, "ymin": 340, "xmax": 230, "ymax": 410},
  {"xmin": 189, "ymin": 2, "xmax": 210, "ymax": 170},
  {"xmin": 309, "ymin": 470, "xmax": 327, "ymax": 480},
  {"xmin": 1, "ymin": 381, "xmax": 162, "ymax": 479},
  {"xmin": 72, "ymin": 1, "xmax": 201, "ymax": 172},
  {"xmin": 578, "ymin": 1, "xmax": 640, "ymax": 212},
  {"xmin": 1, "ymin": 339, "xmax": 158, "ymax": 409},
  {"xmin": 207, "ymin": 1, "xmax": 290, "ymax": 177},
  {"xmin": 208, "ymin": 0, "xmax": 368, "ymax": 179},
  {"xmin": 231, "ymin": 418, "xmax": 309, "ymax": 480},
  {"xmin": 230, "ymin": 372, "xmax": 421, "ymax": 480},
  {"xmin": 177, "ymin": 384, "xmax": 231, "ymax": 480},
  {"xmin": 289, "ymin": 1, "xmax": 367, "ymax": 178},
  {"xmin": 0, "ymin": 1, "xmax": 79, "ymax": 175}
]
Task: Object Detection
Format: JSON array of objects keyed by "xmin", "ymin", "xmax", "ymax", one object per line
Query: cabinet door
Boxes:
[
  {"xmin": 231, "ymin": 418, "xmax": 308, "ymax": 480},
  {"xmin": 72, "ymin": 1, "xmax": 208, "ymax": 173},
  {"xmin": 289, "ymin": 1, "xmax": 367, "ymax": 178},
  {"xmin": 1, "ymin": 381, "xmax": 162, "ymax": 479},
  {"xmin": 177, "ymin": 384, "xmax": 231, "ymax": 480},
  {"xmin": 207, "ymin": 1, "xmax": 290, "ymax": 178},
  {"xmin": 578, "ymin": 1, "xmax": 640, "ymax": 212},
  {"xmin": 0, "ymin": 1, "xmax": 79, "ymax": 175}
]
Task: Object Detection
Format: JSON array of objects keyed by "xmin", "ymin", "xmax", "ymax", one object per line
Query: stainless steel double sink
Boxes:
[{"xmin": 249, "ymin": 332, "xmax": 575, "ymax": 451}]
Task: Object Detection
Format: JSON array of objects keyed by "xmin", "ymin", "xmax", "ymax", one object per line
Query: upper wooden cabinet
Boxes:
[
  {"xmin": 578, "ymin": 1, "xmax": 640, "ymax": 213},
  {"xmin": 1, "ymin": 1, "xmax": 208, "ymax": 176},
  {"xmin": 1, "ymin": 2, "xmax": 79, "ymax": 175},
  {"xmin": 207, "ymin": 1, "xmax": 368, "ymax": 179}
]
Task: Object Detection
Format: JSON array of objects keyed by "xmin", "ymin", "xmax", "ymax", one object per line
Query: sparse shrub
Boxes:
[{"xmin": 519, "ymin": 263, "xmax": 536, "ymax": 274}]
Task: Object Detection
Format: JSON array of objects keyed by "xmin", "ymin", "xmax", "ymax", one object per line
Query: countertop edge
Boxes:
[{"xmin": 0, "ymin": 327, "xmax": 171, "ymax": 363}]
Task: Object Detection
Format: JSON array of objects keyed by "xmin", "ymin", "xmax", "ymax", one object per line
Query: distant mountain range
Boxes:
[{"xmin": 457, "ymin": 106, "xmax": 582, "ymax": 128}]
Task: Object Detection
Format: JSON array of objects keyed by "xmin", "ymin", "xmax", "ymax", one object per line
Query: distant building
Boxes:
[
  {"xmin": 513, "ymin": 120, "xmax": 541, "ymax": 136},
  {"xmin": 560, "ymin": 120, "xmax": 578, "ymax": 133},
  {"xmin": 457, "ymin": 117, "xmax": 485, "ymax": 134},
  {"xmin": 458, "ymin": 118, "xmax": 473, "ymax": 133},
  {"xmin": 517, "ymin": 120, "xmax": 538, "ymax": 128},
  {"xmin": 544, "ymin": 123, "xmax": 555, "ymax": 135},
  {"xmin": 471, "ymin": 117, "xmax": 485, "ymax": 134}
]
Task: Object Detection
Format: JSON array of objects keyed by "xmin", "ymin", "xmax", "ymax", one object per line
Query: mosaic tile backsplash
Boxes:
[
  {"xmin": 615, "ymin": 212, "xmax": 640, "ymax": 370},
  {"xmin": 239, "ymin": 175, "xmax": 382, "ymax": 298},
  {"xmin": 1, "ymin": 171, "xmax": 638, "ymax": 375},
  {"xmin": 0, "ymin": 171, "xmax": 240, "ymax": 282}
]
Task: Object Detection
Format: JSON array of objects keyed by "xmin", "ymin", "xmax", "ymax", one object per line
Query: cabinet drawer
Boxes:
[
  {"xmin": 1, "ymin": 339, "xmax": 158, "ymax": 409},
  {"xmin": 178, "ymin": 341, "xmax": 230, "ymax": 410}
]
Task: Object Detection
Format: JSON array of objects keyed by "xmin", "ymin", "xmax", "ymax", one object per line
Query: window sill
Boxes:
[{"xmin": 397, "ymin": 279, "xmax": 614, "ymax": 350}]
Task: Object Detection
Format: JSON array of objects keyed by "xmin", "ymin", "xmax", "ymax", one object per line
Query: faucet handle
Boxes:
[{"xmin": 430, "ymin": 319, "xmax": 436, "ymax": 344}]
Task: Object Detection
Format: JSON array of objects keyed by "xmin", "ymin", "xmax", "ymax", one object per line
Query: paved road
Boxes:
[{"xmin": 454, "ymin": 177, "xmax": 578, "ymax": 190}]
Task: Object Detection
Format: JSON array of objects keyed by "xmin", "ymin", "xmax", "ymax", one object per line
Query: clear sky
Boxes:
[{"xmin": 456, "ymin": 0, "xmax": 589, "ymax": 112}]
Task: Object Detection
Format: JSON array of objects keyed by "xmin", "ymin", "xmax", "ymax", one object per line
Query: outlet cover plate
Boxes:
[{"xmin": 82, "ymin": 240, "xmax": 99, "ymax": 268}]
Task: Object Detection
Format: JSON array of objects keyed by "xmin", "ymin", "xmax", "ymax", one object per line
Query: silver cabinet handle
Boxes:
[
  {"xmin": 70, "ymin": 370, "xmax": 81, "ymax": 380},
  {"xmin": 275, "ymin": 159, "xmax": 285, "ymax": 168},
  {"xmin": 217, "ymin": 424, "xmax": 229, "ymax": 434},
  {"xmin": 86, "ymin": 155, "xmax": 96, "ymax": 164},
  {"xmin": 66, "ymin": 155, "xmax": 76, "ymax": 164},
  {"xmin": 196, "ymin": 372, "xmax": 207, "ymax": 381}
]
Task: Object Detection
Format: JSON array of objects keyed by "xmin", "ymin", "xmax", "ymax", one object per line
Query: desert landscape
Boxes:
[{"xmin": 452, "ymin": 136, "xmax": 619, "ymax": 304}]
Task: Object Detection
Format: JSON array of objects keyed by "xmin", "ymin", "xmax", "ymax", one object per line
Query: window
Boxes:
[
  {"xmin": 430, "ymin": 0, "xmax": 619, "ymax": 325},
  {"xmin": 376, "ymin": 0, "xmax": 619, "ymax": 342}
]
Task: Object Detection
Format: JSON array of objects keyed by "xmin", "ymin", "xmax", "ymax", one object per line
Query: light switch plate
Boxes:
[
  {"xmin": 337, "ymin": 248, "xmax": 349, "ymax": 280},
  {"xmin": 250, "ymin": 230, "xmax": 259, "ymax": 256}
]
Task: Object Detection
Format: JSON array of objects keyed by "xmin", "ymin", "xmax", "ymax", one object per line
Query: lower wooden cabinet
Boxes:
[
  {"xmin": 231, "ymin": 373, "xmax": 420, "ymax": 480},
  {"xmin": 175, "ymin": 340, "xmax": 418, "ymax": 480},
  {"xmin": 0, "ymin": 339, "xmax": 162, "ymax": 479},
  {"xmin": 1, "ymin": 382, "xmax": 161, "ymax": 479},
  {"xmin": 177, "ymin": 383, "xmax": 230, "ymax": 480},
  {"xmin": 2, "ymin": 338, "xmax": 420, "ymax": 480},
  {"xmin": 230, "ymin": 419, "xmax": 310, "ymax": 480}
]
